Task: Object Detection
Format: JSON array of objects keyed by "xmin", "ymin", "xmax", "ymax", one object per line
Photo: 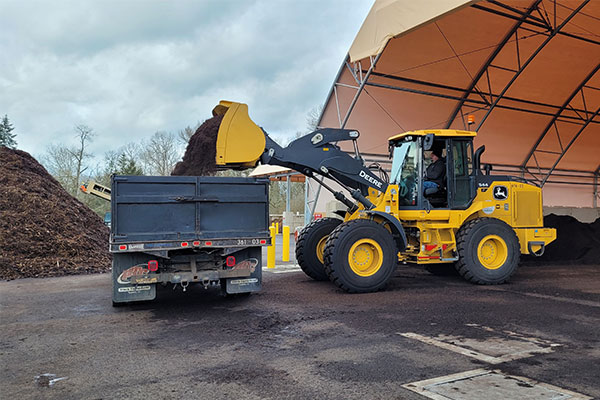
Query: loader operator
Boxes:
[{"xmin": 423, "ymin": 147, "xmax": 445, "ymax": 195}]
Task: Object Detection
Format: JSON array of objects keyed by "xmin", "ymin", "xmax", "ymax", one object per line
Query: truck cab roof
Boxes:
[{"xmin": 388, "ymin": 129, "xmax": 477, "ymax": 143}]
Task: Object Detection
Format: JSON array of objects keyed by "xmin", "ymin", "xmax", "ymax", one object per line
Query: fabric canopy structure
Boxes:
[{"xmin": 319, "ymin": 0, "xmax": 600, "ymax": 208}]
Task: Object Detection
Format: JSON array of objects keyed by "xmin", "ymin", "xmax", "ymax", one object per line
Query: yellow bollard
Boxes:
[
  {"xmin": 282, "ymin": 225, "xmax": 290, "ymax": 262},
  {"xmin": 268, "ymin": 225, "xmax": 276, "ymax": 268},
  {"xmin": 275, "ymin": 222, "xmax": 279, "ymax": 234}
]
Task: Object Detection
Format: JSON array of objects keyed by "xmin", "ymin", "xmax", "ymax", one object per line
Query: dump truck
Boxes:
[
  {"xmin": 211, "ymin": 101, "xmax": 556, "ymax": 293},
  {"xmin": 109, "ymin": 175, "xmax": 270, "ymax": 305}
]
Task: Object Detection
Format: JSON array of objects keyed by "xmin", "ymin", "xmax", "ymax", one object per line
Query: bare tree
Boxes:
[
  {"xmin": 141, "ymin": 131, "xmax": 181, "ymax": 175},
  {"xmin": 68, "ymin": 125, "xmax": 95, "ymax": 197},
  {"xmin": 42, "ymin": 144, "xmax": 79, "ymax": 194},
  {"xmin": 306, "ymin": 104, "xmax": 323, "ymax": 132},
  {"xmin": 41, "ymin": 124, "xmax": 94, "ymax": 197}
]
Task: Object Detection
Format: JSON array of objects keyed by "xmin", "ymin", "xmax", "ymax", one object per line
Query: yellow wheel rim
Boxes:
[
  {"xmin": 316, "ymin": 235, "xmax": 328, "ymax": 264},
  {"xmin": 477, "ymin": 235, "xmax": 508, "ymax": 270},
  {"xmin": 348, "ymin": 239, "xmax": 383, "ymax": 277}
]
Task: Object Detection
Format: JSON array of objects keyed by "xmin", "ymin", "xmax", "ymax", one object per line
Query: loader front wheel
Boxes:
[
  {"xmin": 455, "ymin": 218, "xmax": 520, "ymax": 284},
  {"xmin": 324, "ymin": 220, "xmax": 398, "ymax": 293},
  {"xmin": 296, "ymin": 217, "xmax": 342, "ymax": 281}
]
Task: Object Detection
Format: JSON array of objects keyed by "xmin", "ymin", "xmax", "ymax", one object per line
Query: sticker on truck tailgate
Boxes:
[
  {"xmin": 117, "ymin": 266, "xmax": 148, "ymax": 284},
  {"xmin": 133, "ymin": 277, "xmax": 158, "ymax": 284},
  {"xmin": 118, "ymin": 285, "xmax": 152, "ymax": 293},
  {"xmin": 232, "ymin": 258, "xmax": 259, "ymax": 272},
  {"xmin": 229, "ymin": 278, "xmax": 259, "ymax": 286}
]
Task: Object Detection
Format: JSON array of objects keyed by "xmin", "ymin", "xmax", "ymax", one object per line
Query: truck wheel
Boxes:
[
  {"xmin": 296, "ymin": 217, "xmax": 342, "ymax": 281},
  {"xmin": 323, "ymin": 219, "xmax": 398, "ymax": 293},
  {"xmin": 455, "ymin": 218, "xmax": 520, "ymax": 284}
]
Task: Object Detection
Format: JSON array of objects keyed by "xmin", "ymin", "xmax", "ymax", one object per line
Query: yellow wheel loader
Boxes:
[{"xmin": 213, "ymin": 101, "xmax": 556, "ymax": 293}]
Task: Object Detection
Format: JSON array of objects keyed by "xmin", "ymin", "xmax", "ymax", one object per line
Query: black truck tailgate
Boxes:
[{"xmin": 110, "ymin": 175, "xmax": 270, "ymax": 249}]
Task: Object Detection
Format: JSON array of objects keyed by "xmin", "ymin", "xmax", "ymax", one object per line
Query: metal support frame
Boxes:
[
  {"xmin": 521, "ymin": 64, "xmax": 600, "ymax": 179},
  {"xmin": 540, "ymin": 106, "xmax": 600, "ymax": 185},
  {"xmin": 339, "ymin": 53, "xmax": 384, "ymax": 128},
  {"xmin": 309, "ymin": 0, "xmax": 599, "ymax": 219},
  {"xmin": 445, "ymin": 0, "xmax": 544, "ymax": 128},
  {"xmin": 476, "ymin": 0, "xmax": 591, "ymax": 131},
  {"xmin": 594, "ymin": 165, "xmax": 599, "ymax": 208}
]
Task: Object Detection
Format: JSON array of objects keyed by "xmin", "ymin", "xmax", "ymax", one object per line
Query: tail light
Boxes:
[
  {"xmin": 226, "ymin": 256, "xmax": 236, "ymax": 267},
  {"xmin": 147, "ymin": 260, "xmax": 158, "ymax": 272}
]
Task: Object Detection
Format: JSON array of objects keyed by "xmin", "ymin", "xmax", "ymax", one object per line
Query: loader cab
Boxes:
[{"xmin": 389, "ymin": 130, "xmax": 477, "ymax": 210}]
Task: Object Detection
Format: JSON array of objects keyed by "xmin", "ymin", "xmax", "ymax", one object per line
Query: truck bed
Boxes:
[{"xmin": 110, "ymin": 175, "xmax": 270, "ymax": 251}]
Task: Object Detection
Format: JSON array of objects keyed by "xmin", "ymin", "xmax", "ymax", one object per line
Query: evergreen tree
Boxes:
[
  {"xmin": 116, "ymin": 153, "xmax": 143, "ymax": 175},
  {"xmin": 0, "ymin": 115, "xmax": 17, "ymax": 148}
]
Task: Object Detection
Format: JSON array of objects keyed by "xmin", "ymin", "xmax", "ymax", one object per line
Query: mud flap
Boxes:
[
  {"xmin": 224, "ymin": 247, "xmax": 262, "ymax": 294},
  {"xmin": 112, "ymin": 253, "xmax": 156, "ymax": 304}
]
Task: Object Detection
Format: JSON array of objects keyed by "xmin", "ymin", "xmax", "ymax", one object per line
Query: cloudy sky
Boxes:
[{"xmin": 0, "ymin": 0, "xmax": 372, "ymax": 161}]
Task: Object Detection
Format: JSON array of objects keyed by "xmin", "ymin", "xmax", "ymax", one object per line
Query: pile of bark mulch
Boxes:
[
  {"xmin": 522, "ymin": 214, "xmax": 600, "ymax": 265},
  {"xmin": 0, "ymin": 147, "xmax": 111, "ymax": 280},
  {"xmin": 172, "ymin": 114, "xmax": 223, "ymax": 176}
]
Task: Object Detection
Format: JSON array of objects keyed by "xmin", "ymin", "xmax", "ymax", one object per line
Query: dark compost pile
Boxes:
[
  {"xmin": 172, "ymin": 114, "xmax": 224, "ymax": 176},
  {"xmin": 523, "ymin": 214, "xmax": 600, "ymax": 265},
  {"xmin": 0, "ymin": 147, "xmax": 111, "ymax": 280}
]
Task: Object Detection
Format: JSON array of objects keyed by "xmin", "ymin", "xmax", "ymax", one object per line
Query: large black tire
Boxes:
[
  {"xmin": 455, "ymin": 218, "xmax": 520, "ymax": 284},
  {"xmin": 323, "ymin": 219, "xmax": 398, "ymax": 293},
  {"xmin": 296, "ymin": 217, "xmax": 343, "ymax": 281}
]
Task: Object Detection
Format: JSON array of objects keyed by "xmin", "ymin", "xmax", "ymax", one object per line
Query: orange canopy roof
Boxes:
[{"xmin": 320, "ymin": 0, "xmax": 600, "ymax": 207}]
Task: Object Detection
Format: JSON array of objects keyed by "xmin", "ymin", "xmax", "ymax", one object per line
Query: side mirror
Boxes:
[{"xmin": 423, "ymin": 134, "xmax": 434, "ymax": 151}]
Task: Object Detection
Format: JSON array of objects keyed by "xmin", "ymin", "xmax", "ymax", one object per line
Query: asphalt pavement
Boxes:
[{"xmin": 1, "ymin": 254, "xmax": 598, "ymax": 400}]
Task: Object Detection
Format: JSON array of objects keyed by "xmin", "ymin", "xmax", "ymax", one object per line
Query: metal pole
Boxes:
[
  {"xmin": 286, "ymin": 174, "xmax": 291, "ymax": 212},
  {"xmin": 594, "ymin": 167, "xmax": 599, "ymax": 208}
]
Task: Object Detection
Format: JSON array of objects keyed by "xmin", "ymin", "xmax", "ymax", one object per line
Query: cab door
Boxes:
[{"xmin": 448, "ymin": 139, "xmax": 475, "ymax": 209}]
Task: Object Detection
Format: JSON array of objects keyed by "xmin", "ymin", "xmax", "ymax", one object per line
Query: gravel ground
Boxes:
[{"xmin": 1, "ymin": 262, "xmax": 599, "ymax": 400}]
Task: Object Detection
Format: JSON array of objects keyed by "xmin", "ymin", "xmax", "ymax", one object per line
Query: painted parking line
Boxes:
[
  {"xmin": 402, "ymin": 368, "xmax": 592, "ymax": 400},
  {"xmin": 398, "ymin": 325, "xmax": 560, "ymax": 364},
  {"xmin": 262, "ymin": 265, "xmax": 303, "ymax": 274}
]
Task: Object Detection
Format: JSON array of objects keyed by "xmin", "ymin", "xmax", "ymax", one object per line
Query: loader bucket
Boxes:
[{"xmin": 212, "ymin": 100, "xmax": 266, "ymax": 168}]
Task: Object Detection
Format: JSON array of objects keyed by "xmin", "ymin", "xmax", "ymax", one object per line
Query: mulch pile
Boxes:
[
  {"xmin": 171, "ymin": 114, "xmax": 223, "ymax": 176},
  {"xmin": 0, "ymin": 147, "xmax": 111, "ymax": 280},
  {"xmin": 522, "ymin": 214, "xmax": 600, "ymax": 265}
]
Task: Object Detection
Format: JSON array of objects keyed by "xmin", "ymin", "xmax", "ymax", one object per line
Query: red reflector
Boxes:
[
  {"xmin": 260, "ymin": 239, "xmax": 266, "ymax": 245},
  {"xmin": 442, "ymin": 244, "xmax": 449, "ymax": 250},
  {"xmin": 147, "ymin": 260, "xmax": 158, "ymax": 272},
  {"xmin": 119, "ymin": 245, "xmax": 127, "ymax": 250},
  {"xmin": 424, "ymin": 244, "xmax": 437, "ymax": 251},
  {"xmin": 181, "ymin": 242, "xmax": 189, "ymax": 247},
  {"xmin": 205, "ymin": 241, "xmax": 212, "ymax": 246},
  {"xmin": 193, "ymin": 241, "xmax": 200, "ymax": 246},
  {"xmin": 226, "ymin": 256, "xmax": 236, "ymax": 267}
]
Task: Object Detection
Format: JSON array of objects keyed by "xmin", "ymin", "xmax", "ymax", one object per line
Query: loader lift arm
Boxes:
[{"xmin": 213, "ymin": 101, "xmax": 387, "ymax": 211}]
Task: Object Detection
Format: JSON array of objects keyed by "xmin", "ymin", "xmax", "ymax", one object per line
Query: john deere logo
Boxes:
[{"xmin": 493, "ymin": 185, "xmax": 508, "ymax": 200}]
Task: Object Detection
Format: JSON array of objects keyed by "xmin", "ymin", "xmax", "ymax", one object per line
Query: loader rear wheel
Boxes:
[
  {"xmin": 296, "ymin": 217, "xmax": 342, "ymax": 281},
  {"xmin": 455, "ymin": 218, "xmax": 520, "ymax": 284},
  {"xmin": 323, "ymin": 219, "xmax": 397, "ymax": 293}
]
